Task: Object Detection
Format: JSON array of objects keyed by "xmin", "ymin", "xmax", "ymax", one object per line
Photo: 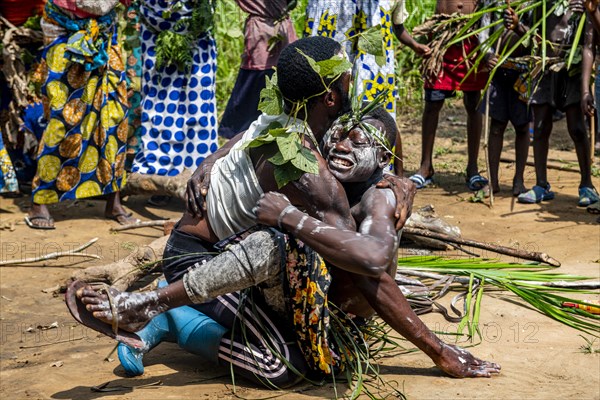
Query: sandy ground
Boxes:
[{"xmin": 1, "ymin": 104, "xmax": 599, "ymax": 400}]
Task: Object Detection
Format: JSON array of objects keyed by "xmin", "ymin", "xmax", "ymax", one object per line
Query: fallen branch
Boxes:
[
  {"xmin": 500, "ymin": 157, "xmax": 580, "ymax": 173},
  {"xmin": 121, "ymin": 171, "xmax": 191, "ymax": 200},
  {"xmin": 0, "ymin": 238, "xmax": 100, "ymax": 266},
  {"xmin": 402, "ymin": 227, "xmax": 561, "ymax": 266},
  {"xmin": 66, "ymin": 235, "xmax": 168, "ymax": 291},
  {"xmin": 110, "ymin": 220, "xmax": 170, "ymax": 232}
]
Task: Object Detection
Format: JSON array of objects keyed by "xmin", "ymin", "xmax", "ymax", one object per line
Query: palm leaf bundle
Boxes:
[
  {"xmin": 439, "ymin": 0, "xmax": 588, "ymax": 92},
  {"xmin": 397, "ymin": 256, "xmax": 600, "ymax": 338}
]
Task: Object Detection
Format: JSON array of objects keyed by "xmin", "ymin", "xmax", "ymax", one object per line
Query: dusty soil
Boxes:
[{"xmin": 1, "ymin": 103, "xmax": 599, "ymax": 400}]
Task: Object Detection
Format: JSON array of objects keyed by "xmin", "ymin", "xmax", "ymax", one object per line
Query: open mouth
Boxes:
[{"xmin": 329, "ymin": 155, "xmax": 354, "ymax": 170}]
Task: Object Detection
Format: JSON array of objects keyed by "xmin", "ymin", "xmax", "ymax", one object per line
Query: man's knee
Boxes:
[{"xmin": 236, "ymin": 230, "xmax": 282, "ymax": 282}]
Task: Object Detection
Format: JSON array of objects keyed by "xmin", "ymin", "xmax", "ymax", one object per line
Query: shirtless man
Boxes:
[
  {"xmin": 73, "ymin": 37, "xmax": 499, "ymax": 384},
  {"xmin": 410, "ymin": 0, "xmax": 494, "ymax": 191}
]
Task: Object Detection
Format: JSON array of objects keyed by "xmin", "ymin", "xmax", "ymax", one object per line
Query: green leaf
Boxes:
[
  {"xmin": 375, "ymin": 54, "xmax": 386, "ymax": 68},
  {"xmin": 258, "ymin": 86, "xmax": 283, "ymax": 115},
  {"xmin": 268, "ymin": 127, "xmax": 290, "ymax": 137},
  {"xmin": 238, "ymin": 134, "xmax": 276, "ymax": 150},
  {"xmin": 357, "ymin": 25, "xmax": 384, "ymax": 56},
  {"xmin": 291, "ymin": 147, "xmax": 319, "ymax": 174},
  {"xmin": 315, "ymin": 56, "xmax": 352, "ymax": 79},
  {"xmin": 267, "ymin": 34, "xmax": 284, "ymax": 52},
  {"xmin": 274, "ymin": 163, "xmax": 304, "ymax": 189},
  {"xmin": 297, "ymin": 48, "xmax": 321, "ymax": 74},
  {"xmin": 276, "ymin": 135, "xmax": 300, "ymax": 161},
  {"xmin": 268, "ymin": 152, "xmax": 288, "ymax": 166}
]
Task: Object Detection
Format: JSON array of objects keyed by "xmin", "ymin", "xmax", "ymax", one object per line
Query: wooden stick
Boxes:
[
  {"xmin": 403, "ymin": 227, "xmax": 561, "ymax": 266},
  {"xmin": 592, "ymin": 109, "xmax": 596, "ymax": 165},
  {"xmin": 499, "ymin": 157, "xmax": 581, "ymax": 173},
  {"xmin": 110, "ymin": 220, "xmax": 169, "ymax": 232},
  {"xmin": 0, "ymin": 238, "xmax": 100, "ymax": 266}
]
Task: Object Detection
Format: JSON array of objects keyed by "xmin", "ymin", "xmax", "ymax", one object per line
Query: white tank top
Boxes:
[{"xmin": 206, "ymin": 113, "xmax": 307, "ymax": 240}]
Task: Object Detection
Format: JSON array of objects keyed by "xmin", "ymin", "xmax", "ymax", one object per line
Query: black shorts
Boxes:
[
  {"xmin": 530, "ymin": 68, "xmax": 582, "ymax": 111},
  {"xmin": 480, "ymin": 68, "xmax": 531, "ymax": 127}
]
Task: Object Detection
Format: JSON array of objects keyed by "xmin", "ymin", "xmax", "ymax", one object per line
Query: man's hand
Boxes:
[
  {"xmin": 254, "ymin": 192, "xmax": 294, "ymax": 228},
  {"xmin": 413, "ymin": 43, "xmax": 432, "ymax": 58},
  {"xmin": 185, "ymin": 160, "xmax": 214, "ymax": 217},
  {"xmin": 582, "ymin": 92, "xmax": 596, "ymax": 116},
  {"xmin": 376, "ymin": 175, "xmax": 416, "ymax": 231},
  {"xmin": 504, "ymin": 7, "xmax": 519, "ymax": 30},
  {"xmin": 482, "ymin": 52, "xmax": 498, "ymax": 71},
  {"xmin": 436, "ymin": 344, "xmax": 501, "ymax": 378},
  {"xmin": 570, "ymin": 0, "xmax": 586, "ymax": 13},
  {"xmin": 585, "ymin": 0, "xmax": 600, "ymax": 12}
]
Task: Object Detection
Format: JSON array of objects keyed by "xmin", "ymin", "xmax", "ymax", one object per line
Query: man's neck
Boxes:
[{"xmin": 342, "ymin": 169, "xmax": 384, "ymax": 207}]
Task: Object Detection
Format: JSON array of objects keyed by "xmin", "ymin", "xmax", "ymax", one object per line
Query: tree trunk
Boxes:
[
  {"xmin": 66, "ymin": 235, "xmax": 168, "ymax": 291},
  {"xmin": 121, "ymin": 170, "xmax": 191, "ymax": 200}
]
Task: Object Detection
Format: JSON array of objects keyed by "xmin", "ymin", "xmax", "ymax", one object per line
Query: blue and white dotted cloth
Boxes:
[{"xmin": 132, "ymin": 0, "xmax": 218, "ymax": 176}]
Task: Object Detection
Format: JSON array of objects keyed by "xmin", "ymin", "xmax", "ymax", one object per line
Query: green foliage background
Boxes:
[{"xmin": 212, "ymin": 0, "xmax": 437, "ymax": 121}]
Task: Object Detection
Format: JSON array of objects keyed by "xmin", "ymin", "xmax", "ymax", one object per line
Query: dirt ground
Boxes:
[{"xmin": 1, "ymin": 103, "xmax": 599, "ymax": 400}]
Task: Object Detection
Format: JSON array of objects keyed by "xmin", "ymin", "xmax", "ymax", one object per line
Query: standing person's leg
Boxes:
[
  {"xmin": 463, "ymin": 90, "xmax": 487, "ymax": 189},
  {"xmin": 564, "ymin": 104, "xmax": 599, "ymax": 205},
  {"xmin": 511, "ymin": 122, "xmax": 530, "ymax": 196},
  {"xmin": 410, "ymin": 95, "xmax": 444, "ymax": 188},
  {"xmin": 518, "ymin": 104, "xmax": 554, "ymax": 203},
  {"xmin": 488, "ymin": 118, "xmax": 509, "ymax": 193},
  {"xmin": 105, "ymin": 192, "xmax": 138, "ymax": 224}
]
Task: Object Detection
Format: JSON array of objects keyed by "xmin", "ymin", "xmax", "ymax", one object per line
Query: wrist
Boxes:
[{"xmin": 277, "ymin": 204, "xmax": 298, "ymax": 230}]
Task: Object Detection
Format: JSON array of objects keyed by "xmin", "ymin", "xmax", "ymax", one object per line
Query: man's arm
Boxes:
[
  {"xmin": 582, "ymin": 20, "xmax": 597, "ymax": 116},
  {"xmin": 186, "ymin": 132, "xmax": 245, "ymax": 216},
  {"xmin": 255, "ymin": 188, "xmax": 399, "ymax": 277},
  {"xmin": 393, "ymin": 24, "xmax": 431, "ymax": 56}
]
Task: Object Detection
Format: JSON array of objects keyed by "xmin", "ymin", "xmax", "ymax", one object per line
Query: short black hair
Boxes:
[
  {"xmin": 277, "ymin": 36, "xmax": 344, "ymax": 106},
  {"xmin": 365, "ymin": 105, "xmax": 397, "ymax": 148}
]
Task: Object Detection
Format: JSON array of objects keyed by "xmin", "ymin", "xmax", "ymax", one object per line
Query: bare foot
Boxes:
[
  {"xmin": 435, "ymin": 344, "xmax": 501, "ymax": 378},
  {"xmin": 104, "ymin": 192, "xmax": 139, "ymax": 225},
  {"xmin": 512, "ymin": 180, "xmax": 527, "ymax": 197},
  {"xmin": 76, "ymin": 286, "xmax": 167, "ymax": 333}
]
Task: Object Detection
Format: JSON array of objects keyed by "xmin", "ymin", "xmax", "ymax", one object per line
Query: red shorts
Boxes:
[{"xmin": 424, "ymin": 38, "xmax": 488, "ymax": 91}]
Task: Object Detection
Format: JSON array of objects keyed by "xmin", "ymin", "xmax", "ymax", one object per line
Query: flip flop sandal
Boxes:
[
  {"xmin": 409, "ymin": 173, "xmax": 434, "ymax": 189},
  {"xmin": 517, "ymin": 185, "xmax": 555, "ymax": 204},
  {"xmin": 578, "ymin": 187, "xmax": 599, "ymax": 207},
  {"xmin": 65, "ymin": 280, "xmax": 144, "ymax": 349},
  {"xmin": 587, "ymin": 202, "xmax": 600, "ymax": 214},
  {"xmin": 24, "ymin": 215, "xmax": 55, "ymax": 230},
  {"xmin": 466, "ymin": 174, "xmax": 489, "ymax": 191}
]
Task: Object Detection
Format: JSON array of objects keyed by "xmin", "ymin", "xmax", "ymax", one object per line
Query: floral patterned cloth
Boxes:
[
  {"xmin": 283, "ymin": 235, "xmax": 367, "ymax": 376},
  {"xmin": 216, "ymin": 226, "xmax": 366, "ymax": 377},
  {"xmin": 118, "ymin": 1, "xmax": 143, "ymax": 167},
  {"xmin": 31, "ymin": 0, "xmax": 128, "ymax": 204}
]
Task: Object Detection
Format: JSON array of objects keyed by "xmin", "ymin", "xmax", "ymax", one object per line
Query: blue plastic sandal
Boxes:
[
  {"xmin": 409, "ymin": 174, "xmax": 434, "ymax": 189},
  {"xmin": 517, "ymin": 185, "xmax": 555, "ymax": 204},
  {"xmin": 466, "ymin": 174, "xmax": 489, "ymax": 191},
  {"xmin": 578, "ymin": 187, "xmax": 599, "ymax": 207}
]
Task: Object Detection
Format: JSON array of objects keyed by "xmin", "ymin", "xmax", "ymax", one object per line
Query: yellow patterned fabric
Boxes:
[
  {"xmin": 305, "ymin": 0, "xmax": 397, "ymax": 118},
  {"xmin": 32, "ymin": 10, "xmax": 128, "ymax": 204}
]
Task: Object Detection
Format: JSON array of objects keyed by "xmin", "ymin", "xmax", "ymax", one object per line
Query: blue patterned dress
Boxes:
[{"xmin": 131, "ymin": 0, "xmax": 218, "ymax": 176}]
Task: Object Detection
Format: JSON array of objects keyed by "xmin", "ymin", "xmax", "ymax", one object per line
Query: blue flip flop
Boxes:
[
  {"xmin": 578, "ymin": 187, "xmax": 599, "ymax": 207},
  {"xmin": 466, "ymin": 174, "xmax": 489, "ymax": 191},
  {"xmin": 409, "ymin": 174, "xmax": 434, "ymax": 189},
  {"xmin": 517, "ymin": 185, "xmax": 555, "ymax": 204}
]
